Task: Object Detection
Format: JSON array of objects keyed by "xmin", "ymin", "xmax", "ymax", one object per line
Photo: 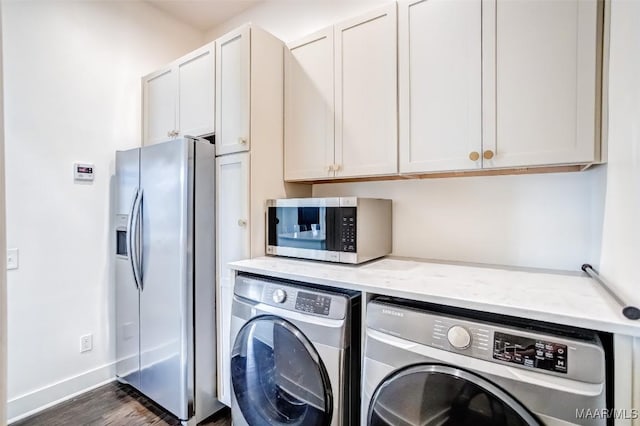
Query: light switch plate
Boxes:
[{"xmin": 7, "ymin": 248, "xmax": 18, "ymax": 270}]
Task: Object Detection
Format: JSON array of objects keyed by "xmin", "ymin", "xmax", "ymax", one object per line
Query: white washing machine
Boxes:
[
  {"xmin": 362, "ymin": 297, "xmax": 609, "ymax": 426},
  {"xmin": 230, "ymin": 273, "xmax": 361, "ymax": 426}
]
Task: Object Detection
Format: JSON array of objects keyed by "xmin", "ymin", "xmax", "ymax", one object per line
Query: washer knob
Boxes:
[
  {"xmin": 272, "ymin": 289, "xmax": 287, "ymax": 304},
  {"xmin": 447, "ymin": 325, "xmax": 472, "ymax": 349}
]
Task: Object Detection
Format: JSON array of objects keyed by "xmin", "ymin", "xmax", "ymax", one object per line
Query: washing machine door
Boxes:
[
  {"xmin": 231, "ymin": 315, "xmax": 333, "ymax": 426},
  {"xmin": 368, "ymin": 364, "xmax": 541, "ymax": 426}
]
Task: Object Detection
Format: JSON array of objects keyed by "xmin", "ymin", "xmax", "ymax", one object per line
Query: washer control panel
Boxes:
[
  {"xmin": 493, "ymin": 331, "xmax": 568, "ymax": 374},
  {"xmin": 295, "ymin": 291, "xmax": 332, "ymax": 315},
  {"xmin": 272, "ymin": 288, "xmax": 287, "ymax": 304},
  {"xmin": 447, "ymin": 326, "xmax": 472, "ymax": 349},
  {"xmin": 234, "ymin": 274, "xmax": 349, "ymax": 320}
]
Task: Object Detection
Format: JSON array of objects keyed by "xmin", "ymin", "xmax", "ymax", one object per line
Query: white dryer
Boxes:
[
  {"xmin": 230, "ymin": 273, "xmax": 361, "ymax": 426},
  {"xmin": 362, "ymin": 297, "xmax": 609, "ymax": 426}
]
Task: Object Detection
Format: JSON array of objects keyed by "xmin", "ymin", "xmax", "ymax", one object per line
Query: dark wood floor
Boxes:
[{"xmin": 11, "ymin": 382, "xmax": 231, "ymax": 426}]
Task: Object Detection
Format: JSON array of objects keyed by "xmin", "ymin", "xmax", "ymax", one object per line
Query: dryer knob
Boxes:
[
  {"xmin": 272, "ymin": 289, "xmax": 287, "ymax": 304},
  {"xmin": 447, "ymin": 326, "xmax": 472, "ymax": 349}
]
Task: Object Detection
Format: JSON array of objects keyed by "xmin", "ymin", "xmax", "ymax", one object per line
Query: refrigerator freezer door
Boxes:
[
  {"xmin": 115, "ymin": 148, "xmax": 141, "ymax": 388},
  {"xmin": 139, "ymin": 139, "xmax": 193, "ymax": 420}
]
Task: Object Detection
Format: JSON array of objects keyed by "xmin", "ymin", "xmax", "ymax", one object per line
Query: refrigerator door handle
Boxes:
[
  {"xmin": 131, "ymin": 189, "xmax": 144, "ymax": 291},
  {"xmin": 127, "ymin": 188, "xmax": 140, "ymax": 291},
  {"xmin": 137, "ymin": 190, "xmax": 144, "ymax": 290}
]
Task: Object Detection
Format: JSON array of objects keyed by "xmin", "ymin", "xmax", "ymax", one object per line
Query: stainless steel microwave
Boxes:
[{"xmin": 266, "ymin": 197, "xmax": 392, "ymax": 264}]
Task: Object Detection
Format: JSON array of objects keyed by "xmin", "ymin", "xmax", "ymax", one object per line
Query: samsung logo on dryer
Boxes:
[{"xmin": 381, "ymin": 308, "xmax": 404, "ymax": 318}]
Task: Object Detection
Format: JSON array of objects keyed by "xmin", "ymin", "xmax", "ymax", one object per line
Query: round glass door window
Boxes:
[
  {"xmin": 231, "ymin": 315, "xmax": 333, "ymax": 426},
  {"xmin": 368, "ymin": 364, "xmax": 541, "ymax": 426}
]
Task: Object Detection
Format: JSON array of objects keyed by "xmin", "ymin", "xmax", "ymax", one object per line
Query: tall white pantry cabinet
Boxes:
[{"xmin": 213, "ymin": 24, "xmax": 310, "ymax": 406}]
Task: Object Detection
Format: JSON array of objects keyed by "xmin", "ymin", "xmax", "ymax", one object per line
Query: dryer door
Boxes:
[
  {"xmin": 368, "ymin": 364, "xmax": 541, "ymax": 426},
  {"xmin": 231, "ymin": 315, "xmax": 333, "ymax": 426}
]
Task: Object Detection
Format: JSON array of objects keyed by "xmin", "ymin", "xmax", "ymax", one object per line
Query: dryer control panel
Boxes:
[
  {"xmin": 366, "ymin": 300, "xmax": 605, "ymax": 383},
  {"xmin": 493, "ymin": 332, "xmax": 568, "ymax": 374}
]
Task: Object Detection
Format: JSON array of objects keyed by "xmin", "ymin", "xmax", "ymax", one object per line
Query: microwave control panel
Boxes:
[{"xmin": 340, "ymin": 207, "xmax": 357, "ymax": 252}]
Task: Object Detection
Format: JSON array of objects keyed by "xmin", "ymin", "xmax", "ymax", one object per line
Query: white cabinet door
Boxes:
[
  {"xmin": 334, "ymin": 4, "xmax": 398, "ymax": 178},
  {"xmin": 143, "ymin": 67, "xmax": 176, "ymax": 145},
  {"xmin": 216, "ymin": 25, "xmax": 251, "ymax": 156},
  {"xmin": 217, "ymin": 282, "xmax": 233, "ymax": 406},
  {"xmin": 215, "ymin": 152, "xmax": 250, "ymax": 406},
  {"xmin": 399, "ymin": 0, "xmax": 482, "ymax": 173},
  {"xmin": 484, "ymin": 0, "xmax": 598, "ymax": 168},
  {"xmin": 177, "ymin": 43, "xmax": 215, "ymax": 138},
  {"xmin": 284, "ymin": 28, "xmax": 335, "ymax": 181}
]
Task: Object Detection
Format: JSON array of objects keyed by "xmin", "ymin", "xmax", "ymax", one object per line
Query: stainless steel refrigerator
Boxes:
[{"xmin": 114, "ymin": 137, "xmax": 222, "ymax": 424}]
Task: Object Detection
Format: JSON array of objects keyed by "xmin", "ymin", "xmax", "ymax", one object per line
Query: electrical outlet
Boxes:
[
  {"xmin": 80, "ymin": 334, "xmax": 93, "ymax": 353},
  {"xmin": 7, "ymin": 248, "xmax": 18, "ymax": 270}
]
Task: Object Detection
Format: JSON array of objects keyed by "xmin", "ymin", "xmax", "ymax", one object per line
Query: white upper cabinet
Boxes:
[
  {"xmin": 483, "ymin": 0, "xmax": 600, "ymax": 168},
  {"xmin": 399, "ymin": 0, "xmax": 482, "ymax": 173},
  {"xmin": 335, "ymin": 3, "xmax": 398, "ymax": 178},
  {"xmin": 283, "ymin": 0, "xmax": 602, "ymax": 179},
  {"xmin": 177, "ymin": 46, "xmax": 215, "ymax": 139},
  {"xmin": 143, "ymin": 43, "xmax": 215, "ymax": 145},
  {"xmin": 284, "ymin": 4, "xmax": 398, "ymax": 182},
  {"xmin": 215, "ymin": 25, "xmax": 251, "ymax": 156},
  {"xmin": 284, "ymin": 28, "xmax": 335, "ymax": 181},
  {"xmin": 143, "ymin": 67, "xmax": 176, "ymax": 145},
  {"xmin": 399, "ymin": 0, "xmax": 601, "ymax": 173}
]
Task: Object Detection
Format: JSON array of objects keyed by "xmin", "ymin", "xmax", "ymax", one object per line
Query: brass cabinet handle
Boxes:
[
  {"xmin": 334, "ymin": 164, "xmax": 342, "ymax": 172},
  {"xmin": 327, "ymin": 165, "xmax": 334, "ymax": 172},
  {"xmin": 237, "ymin": 219, "xmax": 247, "ymax": 227},
  {"xmin": 469, "ymin": 151, "xmax": 480, "ymax": 161},
  {"xmin": 483, "ymin": 150, "xmax": 495, "ymax": 160},
  {"xmin": 238, "ymin": 137, "xmax": 247, "ymax": 145}
]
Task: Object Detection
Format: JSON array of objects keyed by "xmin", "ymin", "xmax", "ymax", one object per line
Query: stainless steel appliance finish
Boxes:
[
  {"xmin": 230, "ymin": 273, "xmax": 361, "ymax": 426},
  {"xmin": 115, "ymin": 137, "xmax": 222, "ymax": 425},
  {"xmin": 266, "ymin": 197, "xmax": 392, "ymax": 264},
  {"xmin": 363, "ymin": 298, "xmax": 608, "ymax": 426}
]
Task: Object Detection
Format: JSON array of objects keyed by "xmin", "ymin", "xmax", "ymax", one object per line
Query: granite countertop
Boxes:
[{"xmin": 229, "ymin": 256, "xmax": 640, "ymax": 337}]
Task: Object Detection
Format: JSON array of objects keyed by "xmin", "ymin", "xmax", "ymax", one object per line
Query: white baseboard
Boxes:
[{"xmin": 7, "ymin": 362, "xmax": 116, "ymax": 424}]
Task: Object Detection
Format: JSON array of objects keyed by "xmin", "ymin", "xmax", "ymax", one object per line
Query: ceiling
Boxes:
[{"xmin": 146, "ymin": 0, "xmax": 264, "ymax": 31}]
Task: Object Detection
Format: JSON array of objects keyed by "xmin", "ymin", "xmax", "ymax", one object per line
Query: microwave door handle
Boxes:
[
  {"xmin": 127, "ymin": 188, "xmax": 140, "ymax": 291},
  {"xmin": 130, "ymin": 189, "xmax": 143, "ymax": 291}
]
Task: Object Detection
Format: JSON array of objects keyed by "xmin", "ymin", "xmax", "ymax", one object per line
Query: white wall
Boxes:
[
  {"xmin": 209, "ymin": 0, "xmax": 606, "ymax": 271},
  {"xmin": 599, "ymin": 0, "xmax": 640, "ymax": 306},
  {"xmin": 314, "ymin": 170, "xmax": 604, "ymax": 270},
  {"xmin": 2, "ymin": 1, "xmax": 204, "ymax": 420},
  {"xmin": 205, "ymin": 0, "xmax": 390, "ymax": 43},
  {"xmin": 0, "ymin": 5, "xmax": 7, "ymax": 425}
]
